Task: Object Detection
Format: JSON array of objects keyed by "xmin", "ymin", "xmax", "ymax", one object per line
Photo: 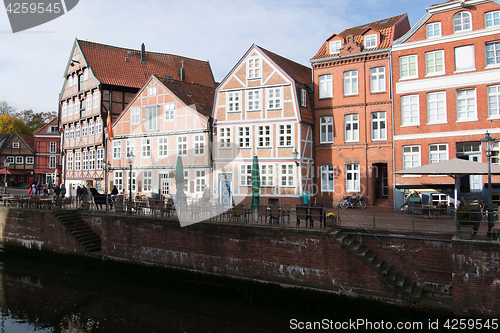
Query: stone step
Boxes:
[
  {"xmin": 371, "ymin": 258, "xmax": 384, "ymax": 272},
  {"xmin": 386, "ymin": 269, "xmax": 399, "ymax": 284},
  {"xmin": 355, "ymin": 246, "xmax": 369, "ymax": 258},
  {"xmin": 348, "ymin": 241, "xmax": 362, "ymax": 253},
  {"xmin": 334, "ymin": 232, "xmax": 349, "ymax": 245},
  {"xmin": 410, "ymin": 284, "xmax": 424, "ymax": 302},
  {"xmin": 395, "ymin": 274, "xmax": 407, "ymax": 290},
  {"xmin": 379, "ymin": 262, "xmax": 392, "ymax": 277},
  {"xmin": 402, "ymin": 279, "xmax": 416, "ymax": 296},
  {"xmin": 363, "ymin": 251, "xmax": 377, "ymax": 266},
  {"xmin": 342, "ymin": 237, "xmax": 355, "ymax": 247}
]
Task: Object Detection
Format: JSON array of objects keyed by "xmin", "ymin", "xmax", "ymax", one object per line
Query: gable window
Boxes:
[
  {"xmin": 321, "ymin": 165, "xmax": 335, "ymax": 192},
  {"xmin": 343, "ymin": 70, "xmax": 358, "ymax": 96},
  {"xmin": 78, "ymin": 75, "xmax": 83, "ymax": 91},
  {"xmin": 301, "ymin": 88, "xmax": 307, "ymax": 107},
  {"xmin": 247, "ymin": 57, "xmax": 261, "ymax": 79},
  {"xmin": 371, "ymin": 112, "xmax": 387, "ymax": 141},
  {"xmin": 246, "ymin": 90, "xmax": 261, "ymax": 111},
  {"xmin": 400, "ymin": 55, "xmax": 417, "ymax": 79},
  {"xmin": 278, "ymin": 124, "xmax": 293, "ymax": 147},
  {"xmin": 370, "ymin": 67, "xmax": 385, "ymax": 93},
  {"xmin": 486, "ymin": 11, "xmax": 500, "ymax": 27},
  {"xmin": 344, "ymin": 114, "xmax": 359, "ymax": 142},
  {"xmin": 454, "ymin": 11, "xmax": 471, "ymax": 33},
  {"xmin": 488, "ymin": 84, "xmax": 500, "ymax": 118},
  {"xmin": 364, "ymin": 35, "xmax": 377, "ymax": 49},
  {"xmin": 49, "ymin": 125, "xmax": 58, "ymax": 133},
  {"xmin": 267, "ymin": 88, "xmax": 282, "ymax": 109},
  {"xmin": 486, "ymin": 41, "xmax": 500, "ymax": 66},
  {"xmin": 12, "ymin": 142, "xmax": 19, "ymax": 149},
  {"xmin": 227, "ymin": 91, "xmax": 241, "ymax": 112},
  {"xmin": 426, "ymin": 22, "xmax": 441, "ymax": 38},
  {"xmin": 145, "ymin": 106, "xmax": 158, "ymax": 131},
  {"xmin": 320, "ymin": 116, "xmax": 333, "ymax": 143},
  {"xmin": 67, "ymin": 152, "xmax": 73, "ymax": 171},
  {"xmin": 15, "ymin": 156, "xmax": 23, "ymax": 164},
  {"xmin": 83, "ymin": 68, "xmax": 88, "ymax": 81},
  {"xmin": 219, "ymin": 127, "xmax": 231, "ymax": 149},
  {"xmin": 261, "ymin": 164, "xmax": 274, "ymax": 186},
  {"xmin": 131, "ymin": 107, "xmax": 141, "ymax": 125},
  {"xmin": 330, "ymin": 40, "xmax": 341, "ymax": 54},
  {"xmin": 158, "ymin": 137, "xmax": 168, "ymax": 157},
  {"xmin": 403, "ymin": 146, "xmax": 421, "ymax": 169},
  {"xmin": 457, "ymin": 88, "xmax": 477, "ymax": 121},
  {"xmin": 238, "ymin": 126, "xmax": 251, "ymax": 148},
  {"xmin": 147, "ymin": 86, "xmax": 158, "ymax": 96},
  {"xmin": 142, "ymin": 138, "xmax": 151, "ymax": 157},
  {"xmin": 425, "ymin": 50, "xmax": 444, "ymax": 75},
  {"xmin": 113, "ymin": 141, "xmax": 121, "ymax": 159},
  {"xmin": 258, "ymin": 125, "xmax": 271, "ymax": 148},
  {"xmin": 49, "ymin": 142, "xmax": 57, "ymax": 153},
  {"xmin": 5, "ymin": 156, "xmax": 14, "ymax": 164},
  {"xmin": 177, "ymin": 136, "xmax": 187, "ymax": 156},
  {"xmin": 194, "ymin": 135, "xmax": 204, "ymax": 155},
  {"xmin": 240, "ymin": 164, "xmax": 252, "ymax": 186},
  {"xmin": 401, "ymin": 95, "xmax": 420, "ymax": 126},
  {"xmin": 455, "ymin": 45, "xmax": 475, "ymax": 72},
  {"xmin": 345, "ymin": 164, "xmax": 360, "ymax": 192},
  {"xmin": 280, "ymin": 164, "xmax": 294, "ymax": 187},
  {"xmin": 427, "ymin": 91, "xmax": 447, "ymax": 124},
  {"xmin": 319, "ymin": 74, "xmax": 333, "ymax": 99},
  {"xmin": 164, "ymin": 103, "xmax": 176, "ymax": 120},
  {"xmin": 429, "ymin": 144, "xmax": 448, "ymax": 164},
  {"xmin": 75, "ymin": 151, "xmax": 81, "ymax": 171}
]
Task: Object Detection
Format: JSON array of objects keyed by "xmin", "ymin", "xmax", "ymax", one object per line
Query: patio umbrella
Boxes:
[
  {"xmin": 47, "ymin": 175, "xmax": 53, "ymax": 189},
  {"xmin": 175, "ymin": 156, "xmax": 186, "ymax": 203},
  {"xmin": 250, "ymin": 154, "xmax": 260, "ymax": 212}
]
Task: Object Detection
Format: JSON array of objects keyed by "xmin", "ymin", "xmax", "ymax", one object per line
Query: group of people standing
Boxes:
[{"xmin": 27, "ymin": 181, "xmax": 66, "ymax": 197}]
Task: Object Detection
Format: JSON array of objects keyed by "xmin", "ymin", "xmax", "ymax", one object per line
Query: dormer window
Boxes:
[
  {"xmin": 49, "ymin": 125, "xmax": 58, "ymax": 133},
  {"xmin": 364, "ymin": 35, "xmax": 377, "ymax": 49},
  {"xmin": 247, "ymin": 57, "xmax": 261, "ymax": 79},
  {"xmin": 329, "ymin": 40, "xmax": 341, "ymax": 54},
  {"xmin": 454, "ymin": 11, "xmax": 472, "ymax": 33},
  {"xmin": 301, "ymin": 88, "xmax": 307, "ymax": 108}
]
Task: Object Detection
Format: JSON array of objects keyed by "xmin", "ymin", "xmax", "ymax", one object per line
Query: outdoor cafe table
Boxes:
[{"xmin": 422, "ymin": 205, "xmax": 437, "ymax": 219}]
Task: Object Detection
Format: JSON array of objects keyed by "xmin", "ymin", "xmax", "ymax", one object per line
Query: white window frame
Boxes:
[
  {"xmin": 70, "ymin": 126, "xmax": 75, "ymax": 139},
  {"xmin": 142, "ymin": 138, "xmax": 151, "ymax": 158},
  {"xmin": 258, "ymin": 125, "xmax": 272, "ymax": 148},
  {"xmin": 114, "ymin": 171, "xmax": 123, "ymax": 192},
  {"xmin": 247, "ymin": 57, "xmax": 261, "ymax": 80},
  {"xmin": 89, "ymin": 150, "xmax": 95, "ymax": 170},
  {"xmin": 82, "ymin": 150, "xmax": 88, "ymax": 170},
  {"xmin": 83, "ymin": 68, "xmax": 88, "ymax": 81},
  {"xmin": 26, "ymin": 156, "xmax": 34, "ymax": 165},
  {"xmin": 343, "ymin": 70, "xmax": 358, "ymax": 96},
  {"xmin": 195, "ymin": 170, "xmax": 206, "ymax": 193},
  {"xmin": 12, "ymin": 142, "xmax": 19, "ymax": 149},
  {"xmin": 370, "ymin": 67, "xmax": 385, "ymax": 93},
  {"xmin": 330, "ymin": 40, "xmax": 341, "ymax": 54},
  {"xmin": 75, "ymin": 151, "xmax": 81, "ymax": 171},
  {"xmin": 488, "ymin": 84, "xmax": 500, "ymax": 118},
  {"xmin": 113, "ymin": 141, "xmax": 121, "ymax": 159},
  {"xmin": 320, "ymin": 116, "xmax": 333, "ymax": 143},
  {"xmin": 75, "ymin": 124, "xmax": 81, "ymax": 138},
  {"xmin": 240, "ymin": 164, "xmax": 252, "ymax": 186},
  {"xmin": 427, "ymin": 91, "xmax": 447, "ymax": 124},
  {"xmin": 226, "ymin": 91, "xmax": 241, "ymax": 112},
  {"xmin": 97, "ymin": 148, "xmax": 103, "ymax": 170},
  {"xmin": 158, "ymin": 137, "xmax": 168, "ymax": 157},
  {"xmin": 400, "ymin": 55, "xmax": 418, "ymax": 79},
  {"xmin": 131, "ymin": 107, "xmax": 141, "ymax": 125},
  {"xmin": 278, "ymin": 124, "xmax": 293, "ymax": 147},
  {"xmin": 486, "ymin": 11, "xmax": 500, "ymax": 28},
  {"xmin": 183, "ymin": 170, "xmax": 189, "ymax": 192},
  {"xmin": 454, "ymin": 11, "xmax": 472, "ymax": 33},
  {"xmin": 456, "ymin": 88, "xmax": 477, "ymax": 121},
  {"xmin": 68, "ymin": 100, "xmax": 74, "ymax": 115},
  {"xmin": 429, "ymin": 144, "xmax": 448, "ymax": 164},
  {"xmin": 219, "ymin": 127, "xmax": 231, "ymax": 149},
  {"xmin": 246, "ymin": 90, "xmax": 261, "ymax": 111},
  {"xmin": 145, "ymin": 106, "xmax": 158, "ymax": 131},
  {"xmin": 15, "ymin": 156, "xmax": 23, "ymax": 164},
  {"xmin": 164, "ymin": 103, "xmax": 176, "ymax": 120},
  {"xmin": 126, "ymin": 139, "xmax": 135, "ymax": 159},
  {"xmin": 401, "ymin": 95, "xmax": 420, "ymax": 126},
  {"xmin": 49, "ymin": 142, "xmax": 57, "ymax": 153},
  {"xmin": 66, "ymin": 152, "xmax": 73, "ymax": 171},
  {"xmin": 364, "ymin": 34, "xmax": 377, "ymax": 49},
  {"xmin": 371, "ymin": 112, "xmax": 387, "ymax": 141},
  {"xmin": 238, "ymin": 126, "xmax": 251, "ymax": 148},
  {"xmin": 96, "ymin": 118, "xmax": 102, "ymax": 133},
  {"xmin": 89, "ymin": 119, "xmax": 95, "ymax": 136},
  {"xmin": 62, "ymin": 102, "xmax": 67, "ymax": 117},
  {"xmin": 93, "ymin": 91, "xmax": 99, "ymax": 109},
  {"xmin": 301, "ymin": 89, "xmax": 307, "ymax": 108},
  {"xmin": 147, "ymin": 86, "xmax": 158, "ymax": 96},
  {"xmin": 319, "ymin": 74, "xmax": 333, "ymax": 99},
  {"xmin": 82, "ymin": 121, "xmax": 88, "ymax": 137},
  {"xmin": 454, "ymin": 45, "xmax": 475, "ymax": 72},
  {"xmin": 426, "ymin": 22, "xmax": 442, "ymax": 38},
  {"xmin": 260, "ymin": 164, "xmax": 274, "ymax": 187},
  {"xmin": 345, "ymin": 164, "xmax": 360, "ymax": 192},
  {"xmin": 403, "ymin": 145, "xmax": 421, "ymax": 169},
  {"xmin": 267, "ymin": 87, "xmax": 282, "ymax": 110},
  {"xmin": 486, "ymin": 41, "xmax": 500, "ymax": 67},
  {"xmin": 177, "ymin": 136, "xmax": 187, "ymax": 156},
  {"xmin": 194, "ymin": 135, "xmax": 205, "ymax": 155},
  {"xmin": 321, "ymin": 165, "xmax": 335, "ymax": 192},
  {"xmin": 143, "ymin": 170, "xmax": 152, "ymax": 192},
  {"xmin": 280, "ymin": 164, "xmax": 295, "ymax": 188},
  {"xmin": 344, "ymin": 114, "xmax": 359, "ymax": 143},
  {"xmin": 86, "ymin": 93, "xmax": 92, "ymax": 111},
  {"xmin": 425, "ymin": 50, "xmax": 445, "ymax": 76}
]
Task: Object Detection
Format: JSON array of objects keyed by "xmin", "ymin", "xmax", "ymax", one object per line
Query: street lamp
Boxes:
[
  {"xmin": 3, "ymin": 160, "xmax": 9, "ymax": 194},
  {"xmin": 127, "ymin": 153, "xmax": 135, "ymax": 213},
  {"xmin": 481, "ymin": 131, "xmax": 495, "ymax": 236},
  {"xmin": 293, "ymin": 148, "xmax": 300, "ymax": 166}
]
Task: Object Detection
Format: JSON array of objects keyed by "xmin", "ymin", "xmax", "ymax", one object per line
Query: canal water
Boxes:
[{"xmin": 0, "ymin": 252, "xmax": 476, "ymax": 332}]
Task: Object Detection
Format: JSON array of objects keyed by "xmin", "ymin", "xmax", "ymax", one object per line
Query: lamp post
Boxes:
[
  {"xmin": 3, "ymin": 160, "xmax": 9, "ymax": 194},
  {"xmin": 292, "ymin": 148, "xmax": 300, "ymax": 166},
  {"xmin": 127, "ymin": 153, "xmax": 135, "ymax": 214},
  {"xmin": 481, "ymin": 131, "xmax": 495, "ymax": 236}
]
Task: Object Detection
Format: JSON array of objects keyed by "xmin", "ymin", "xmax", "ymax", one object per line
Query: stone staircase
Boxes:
[
  {"xmin": 53, "ymin": 210, "xmax": 101, "ymax": 253},
  {"xmin": 331, "ymin": 229, "xmax": 424, "ymax": 303}
]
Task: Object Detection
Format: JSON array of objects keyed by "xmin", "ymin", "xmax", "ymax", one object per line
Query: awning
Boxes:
[{"xmin": 0, "ymin": 168, "xmax": 30, "ymax": 175}]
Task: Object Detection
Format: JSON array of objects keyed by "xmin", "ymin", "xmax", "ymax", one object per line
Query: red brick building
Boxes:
[
  {"xmin": 392, "ymin": 0, "xmax": 500, "ymax": 207},
  {"xmin": 34, "ymin": 117, "xmax": 62, "ymax": 186},
  {"xmin": 311, "ymin": 15, "xmax": 410, "ymax": 206}
]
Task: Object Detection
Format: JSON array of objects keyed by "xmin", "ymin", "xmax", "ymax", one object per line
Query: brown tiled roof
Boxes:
[
  {"xmin": 34, "ymin": 117, "xmax": 58, "ymax": 136},
  {"xmin": 156, "ymin": 77, "xmax": 215, "ymax": 118},
  {"xmin": 17, "ymin": 133, "xmax": 35, "ymax": 151},
  {"xmin": 311, "ymin": 14, "xmax": 407, "ymax": 60},
  {"xmin": 78, "ymin": 40, "xmax": 216, "ymax": 89},
  {"xmin": 258, "ymin": 46, "xmax": 312, "ymax": 86}
]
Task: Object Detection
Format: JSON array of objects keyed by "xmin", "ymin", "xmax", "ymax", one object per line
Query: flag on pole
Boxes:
[{"xmin": 106, "ymin": 110, "xmax": 114, "ymax": 141}]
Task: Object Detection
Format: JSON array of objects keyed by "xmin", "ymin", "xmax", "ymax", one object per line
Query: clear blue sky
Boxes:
[{"xmin": 0, "ymin": 0, "xmax": 435, "ymax": 114}]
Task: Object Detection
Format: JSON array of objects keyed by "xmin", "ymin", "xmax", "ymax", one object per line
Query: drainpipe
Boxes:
[{"xmin": 389, "ymin": 51, "xmax": 397, "ymax": 210}]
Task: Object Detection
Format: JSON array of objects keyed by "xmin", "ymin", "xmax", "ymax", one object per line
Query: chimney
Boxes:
[
  {"xmin": 140, "ymin": 43, "xmax": 146, "ymax": 64},
  {"xmin": 178, "ymin": 59, "xmax": 185, "ymax": 81}
]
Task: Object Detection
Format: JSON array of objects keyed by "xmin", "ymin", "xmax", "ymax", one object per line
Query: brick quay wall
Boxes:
[{"xmin": 0, "ymin": 208, "xmax": 498, "ymax": 317}]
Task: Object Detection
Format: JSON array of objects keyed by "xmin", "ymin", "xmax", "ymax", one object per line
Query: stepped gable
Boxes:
[{"xmin": 78, "ymin": 40, "xmax": 216, "ymax": 89}]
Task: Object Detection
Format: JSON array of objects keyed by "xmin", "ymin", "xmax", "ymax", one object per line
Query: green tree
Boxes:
[
  {"xmin": 17, "ymin": 109, "xmax": 57, "ymax": 133},
  {"xmin": 0, "ymin": 114, "xmax": 33, "ymax": 135}
]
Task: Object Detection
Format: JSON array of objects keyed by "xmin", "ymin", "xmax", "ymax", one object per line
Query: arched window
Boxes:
[{"xmin": 454, "ymin": 11, "xmax": 472, "ymax": 32}]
